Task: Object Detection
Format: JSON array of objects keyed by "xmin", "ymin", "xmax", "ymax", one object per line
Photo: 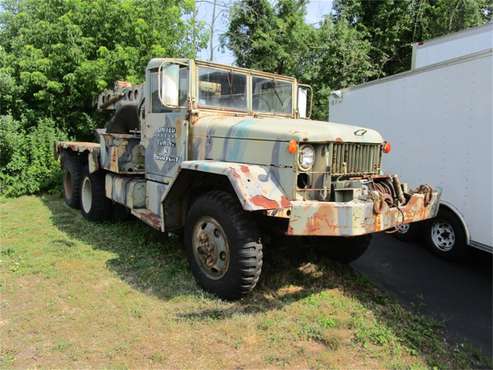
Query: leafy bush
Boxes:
[
  {"xmin": 0, "ymin": 116, "xmax": 67, "ymax": 197},
  {"xmin": 0, "ymin": 0, "xmax": 207, "ymax": 197}
]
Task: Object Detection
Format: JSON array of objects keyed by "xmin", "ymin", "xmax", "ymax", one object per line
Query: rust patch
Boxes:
[
  {"xmin": 280, "ymin": 196, "xmax": 291, "ymax": 208},
  {"xmin": 250, "ymin": 195, "xmax": 279, "ymax": 209},
  {"xmin": 132, "ymin": 209, "xmax": 161, "ymax": 230},
  {"xmin": 307, "ymin": 204, "xmax": 339, "ymax": 235},
  {"xmin": 240, "ymin": 165, "xmax": 250, "ymax": 174},
  {"xmin": 305, "ymin": 218, "xmax": 321, "ymax": 234},
  {"xmin": 230, "ymin": 168, "xmax": 241, "ymax": 179},
  {"xmin": 335, "ymin": 137, "xmax": 344, "ymax": 143},
  {"xmin": 110, "ymin": 148, "xmax": 119, "ymax": 172}
]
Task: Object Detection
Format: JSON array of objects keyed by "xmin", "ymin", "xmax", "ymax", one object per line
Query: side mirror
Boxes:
[
  {"xmin": 297, "ymin": 85, "xmax": 312, "ymax": 119},
  {"xmin": 158, "ymin": 63, "xmax": 180, "ymax": 107}
]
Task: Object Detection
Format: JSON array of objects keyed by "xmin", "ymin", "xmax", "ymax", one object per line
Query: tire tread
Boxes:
[
  {"xmin": 185, "ymin": 191, "xmax": 263, "ymax": 299},
  {"xmin": 62, "ymin": 152, "xmax": 83, "ymax": 209},
  {"xmin": 80, "ymin": 166, "xmax": 112, "ymax": 221}
]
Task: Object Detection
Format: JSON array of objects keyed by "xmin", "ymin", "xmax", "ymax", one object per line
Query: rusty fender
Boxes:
[
  {"xmin": 180, "ymin": 160, "xmax": 290, "ymax": 211},
  {"xmin": 287, "ymin": 190, "xmax": 441, "ymax": 237}
]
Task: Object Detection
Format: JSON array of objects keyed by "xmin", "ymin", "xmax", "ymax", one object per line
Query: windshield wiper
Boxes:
[{"xmin": 271, "ymin": 81, "xmax": 284, "ymax": 106}]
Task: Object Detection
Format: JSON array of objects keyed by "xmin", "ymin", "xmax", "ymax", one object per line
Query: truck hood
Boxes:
[{"xmin": 194, "ymin": 115, "xmax": 383, "ymax": 143}]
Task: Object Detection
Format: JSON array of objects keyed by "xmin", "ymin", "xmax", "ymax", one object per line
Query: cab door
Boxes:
[{"xmin": 143, "ymin": 63, "xmax": 190, "ymax": 184}]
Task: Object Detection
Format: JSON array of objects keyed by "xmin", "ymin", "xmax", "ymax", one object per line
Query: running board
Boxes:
[{"xmin": 131, "ymin": 209, "xmax": 162, "ymax": 231}]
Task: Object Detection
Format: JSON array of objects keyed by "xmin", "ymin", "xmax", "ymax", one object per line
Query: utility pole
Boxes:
[
  {"xmin": 209, "ymin": 0, "xmax": 217, "ymax": 61},
  {"xmin": 191, "ymin": 3, "xmax": 197, "ymax": 56}
]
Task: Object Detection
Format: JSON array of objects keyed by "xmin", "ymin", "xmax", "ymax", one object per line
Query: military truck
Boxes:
[{"xmin": 56, "ymin": 58, "xmax": 440, "ymax": 300}]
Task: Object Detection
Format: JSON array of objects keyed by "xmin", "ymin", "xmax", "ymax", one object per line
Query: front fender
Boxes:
[{"xmin": 180, "ymin": 160, "xmax": 290, "ymax": 211}]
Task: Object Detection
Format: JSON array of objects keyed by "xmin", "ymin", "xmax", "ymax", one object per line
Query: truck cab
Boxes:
[{"xmin": 56, "ymin": 58, "xmax": 440, "ymax": 299}]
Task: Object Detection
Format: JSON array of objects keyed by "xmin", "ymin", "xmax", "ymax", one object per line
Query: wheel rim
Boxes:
[
  {"xmin": 192, "ymin": 216, "xmax": 230, "ymax": 280},
  {"xmin": 431, "ymin": 220, "xmax": 456, "ymax": 252},
  {"xmin": 63, "ymin": 170, "xmax": 72, "ymax": 199},
  {"xmin": 81, "ymin": 176, "xmax": 92, "ymax": 214},
  {"xmin": 397, "ymin": 223, "xmax": 410, "ymax": 234}
]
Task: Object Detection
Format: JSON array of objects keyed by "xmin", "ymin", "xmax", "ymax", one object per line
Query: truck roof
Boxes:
[{"xmin": 147, "ymin": 58, "xmax": 297, "ymax": 83}]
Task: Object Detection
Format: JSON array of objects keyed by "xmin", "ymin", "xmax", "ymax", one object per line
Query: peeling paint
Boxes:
[
  {"xmin": 250, "ymin": 195, "xmax": 279, "ymax": 209},
  {"xmin": 181, "ymin": 161, "xmax": 288, "ymax": 211},
  {"xmin": 287, "ymin": 191, "xmax": 440, "ymax": 236}
]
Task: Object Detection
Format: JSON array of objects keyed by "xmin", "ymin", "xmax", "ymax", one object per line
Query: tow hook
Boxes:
[
  {"xmin": 392, "ymin": 175, "xmax": 406, "ymax": 205},
  {"xmin": 371, "ymin": 191, "xmax": 384, "ymax": 214},
  {"xmin": 416, "ymin": 184, "xmax": 433, "ymax": 206}
]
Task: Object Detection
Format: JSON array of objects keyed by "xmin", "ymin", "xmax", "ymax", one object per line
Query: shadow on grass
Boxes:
[{"xmin": 42, "ymin": 194, "xmax": 490, "ymax": 368}]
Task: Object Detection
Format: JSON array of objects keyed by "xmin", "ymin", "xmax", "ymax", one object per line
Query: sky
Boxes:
[{"xmin": 196, "ymin": 0, "xmax": 334, "ymax": 64}]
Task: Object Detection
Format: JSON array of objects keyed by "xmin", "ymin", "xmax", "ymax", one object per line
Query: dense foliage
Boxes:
[
  {"xmin": 0, "ymin": 0, "xmax": 206, "ymax": 196},
  {"xmin": 223, "ymin": 0, "xmax": 492, "ymax": 119},
  {"xmin": 1, "ymin": 0, "xmax": 491, "ymax": 197},
  {"xmin": 333, "ymin": 0, "xmax": 493, "ymax": 75}
]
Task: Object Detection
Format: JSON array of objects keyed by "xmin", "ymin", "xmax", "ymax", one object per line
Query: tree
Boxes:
[
  {"xmin": 0, "ymin": 0, "xmax": 206, "ymax": 136},
  {"xmin": 303, "ymin": 17, "xmax": 378, "ymax": 120},
  {"xmin": 224, "ymin": 0, "xmax": 492, "ymax": 119},
  {"xmin": 333, "ymin": 0, "xmax": 493, "ymax": 75},
  {"xmin": 222, "ymin": 0, "xmax": 377, "ymax": 119},
  {"xmin": 221, "ymin": 0, "xmax": 313, "ymax": 76},
  {"xmin": 0, "ymin": 0, "xmax": 207, "ymax": 196}
]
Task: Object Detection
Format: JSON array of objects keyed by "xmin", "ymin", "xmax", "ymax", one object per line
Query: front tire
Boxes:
[
  {"xmin": 185, "ymin": 191, "xmax": 263, "ymax": 300},
  {"xmin": 313, "ymin": 235, "xmax": 372, "ymax": 264},
  {"xmin": 80, "ymin": 167, "xmax": 112, "ymax": 222},
  {"xmin": 425, "ymin": 207, "xmax": 468, "ymax": 260}
]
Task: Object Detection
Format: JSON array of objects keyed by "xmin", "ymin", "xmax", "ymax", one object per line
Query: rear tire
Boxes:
[
  {"xmin": 425, "ymin": 207, "xmax": 468, "ymax": 260},
  {"xmin": 185, "ymin": 191, "xmax": 263, "ymax": 300},
  {"xmin": 313, "ymin": 235, "xmax": 372, "ymax": 264},
  {"xmin": 62, "ymin": 152, "xmax": 83, "ymax": 209},
  {"xmin": 80, "ymin": 167, "xmax": 112, "ymax": 222}
]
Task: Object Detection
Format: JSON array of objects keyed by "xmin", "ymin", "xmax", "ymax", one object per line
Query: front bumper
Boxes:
[{"xmin": 286, "ymin": 191, "xmax": 441, "ymax": 236}]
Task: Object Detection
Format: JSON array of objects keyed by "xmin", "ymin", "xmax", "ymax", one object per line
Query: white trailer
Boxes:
[{"xmin": 329, "ymin": 23, "xmax": 493, "ymax": 259}]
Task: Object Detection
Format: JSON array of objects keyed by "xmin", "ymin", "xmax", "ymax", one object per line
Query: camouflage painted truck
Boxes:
[{"xmin": 56, "ymin": 58, "xmax": 440, "ymax": 299}]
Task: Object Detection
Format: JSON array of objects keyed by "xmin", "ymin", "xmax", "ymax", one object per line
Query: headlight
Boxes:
[{"xmin": 298, "ymin": 144, "xmax": 315, "ymax": 170}]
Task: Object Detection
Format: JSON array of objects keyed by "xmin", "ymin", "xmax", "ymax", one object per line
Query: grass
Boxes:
[{"xmin": 0, "ymin": 194, "xmax": 490, "ymax": 368}]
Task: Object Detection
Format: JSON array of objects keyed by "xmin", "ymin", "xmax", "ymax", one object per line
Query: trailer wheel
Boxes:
[
  {"xmin": 62, "ymin": 152, "xmax": 83, "ymax": 209},
  {"xmin": 80, "ymin": 167, "xmax": 112, "ymax": 222},
  {"xmin": 313, "ymin": 235, "xmax": 372, "ymax": 264},
  {"xmin": 185, "ymin": 191, "xmax": 263, "ymax": 300},
  {"xmin": 425, "ymin": 207, "xmax": 468, "ymax": 260}
]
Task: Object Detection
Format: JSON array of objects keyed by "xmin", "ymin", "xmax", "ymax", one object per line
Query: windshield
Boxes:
[
  {"xmin": 252, "ymin": 77, "xmax": 292, "ymax": 114},
  {"xmin": 198, "ymin": 67, "xmax": 247, "ymax": 110},
  {"xmin": 197, "ymin": 66, "xmax": 294, "ymax": 114}
]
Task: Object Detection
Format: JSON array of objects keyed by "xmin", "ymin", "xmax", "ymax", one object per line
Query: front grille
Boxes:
[
  {"xmin": 295, "ymin": 142, "xmax": 382, "ymax": 201},
  {"xmin": 331, "ymin": 142, "xmax": 381, "ymax": 175}
]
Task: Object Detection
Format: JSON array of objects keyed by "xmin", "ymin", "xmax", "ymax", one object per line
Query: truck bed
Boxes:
[{"xmin": 56, "ymin": 141, "xmax": 100, "ymax": 153}]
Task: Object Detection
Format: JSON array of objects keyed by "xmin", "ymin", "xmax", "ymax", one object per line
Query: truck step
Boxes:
[{"xmin": 131, "ymin": 209, "xmax": 161, "ymax": 231}]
